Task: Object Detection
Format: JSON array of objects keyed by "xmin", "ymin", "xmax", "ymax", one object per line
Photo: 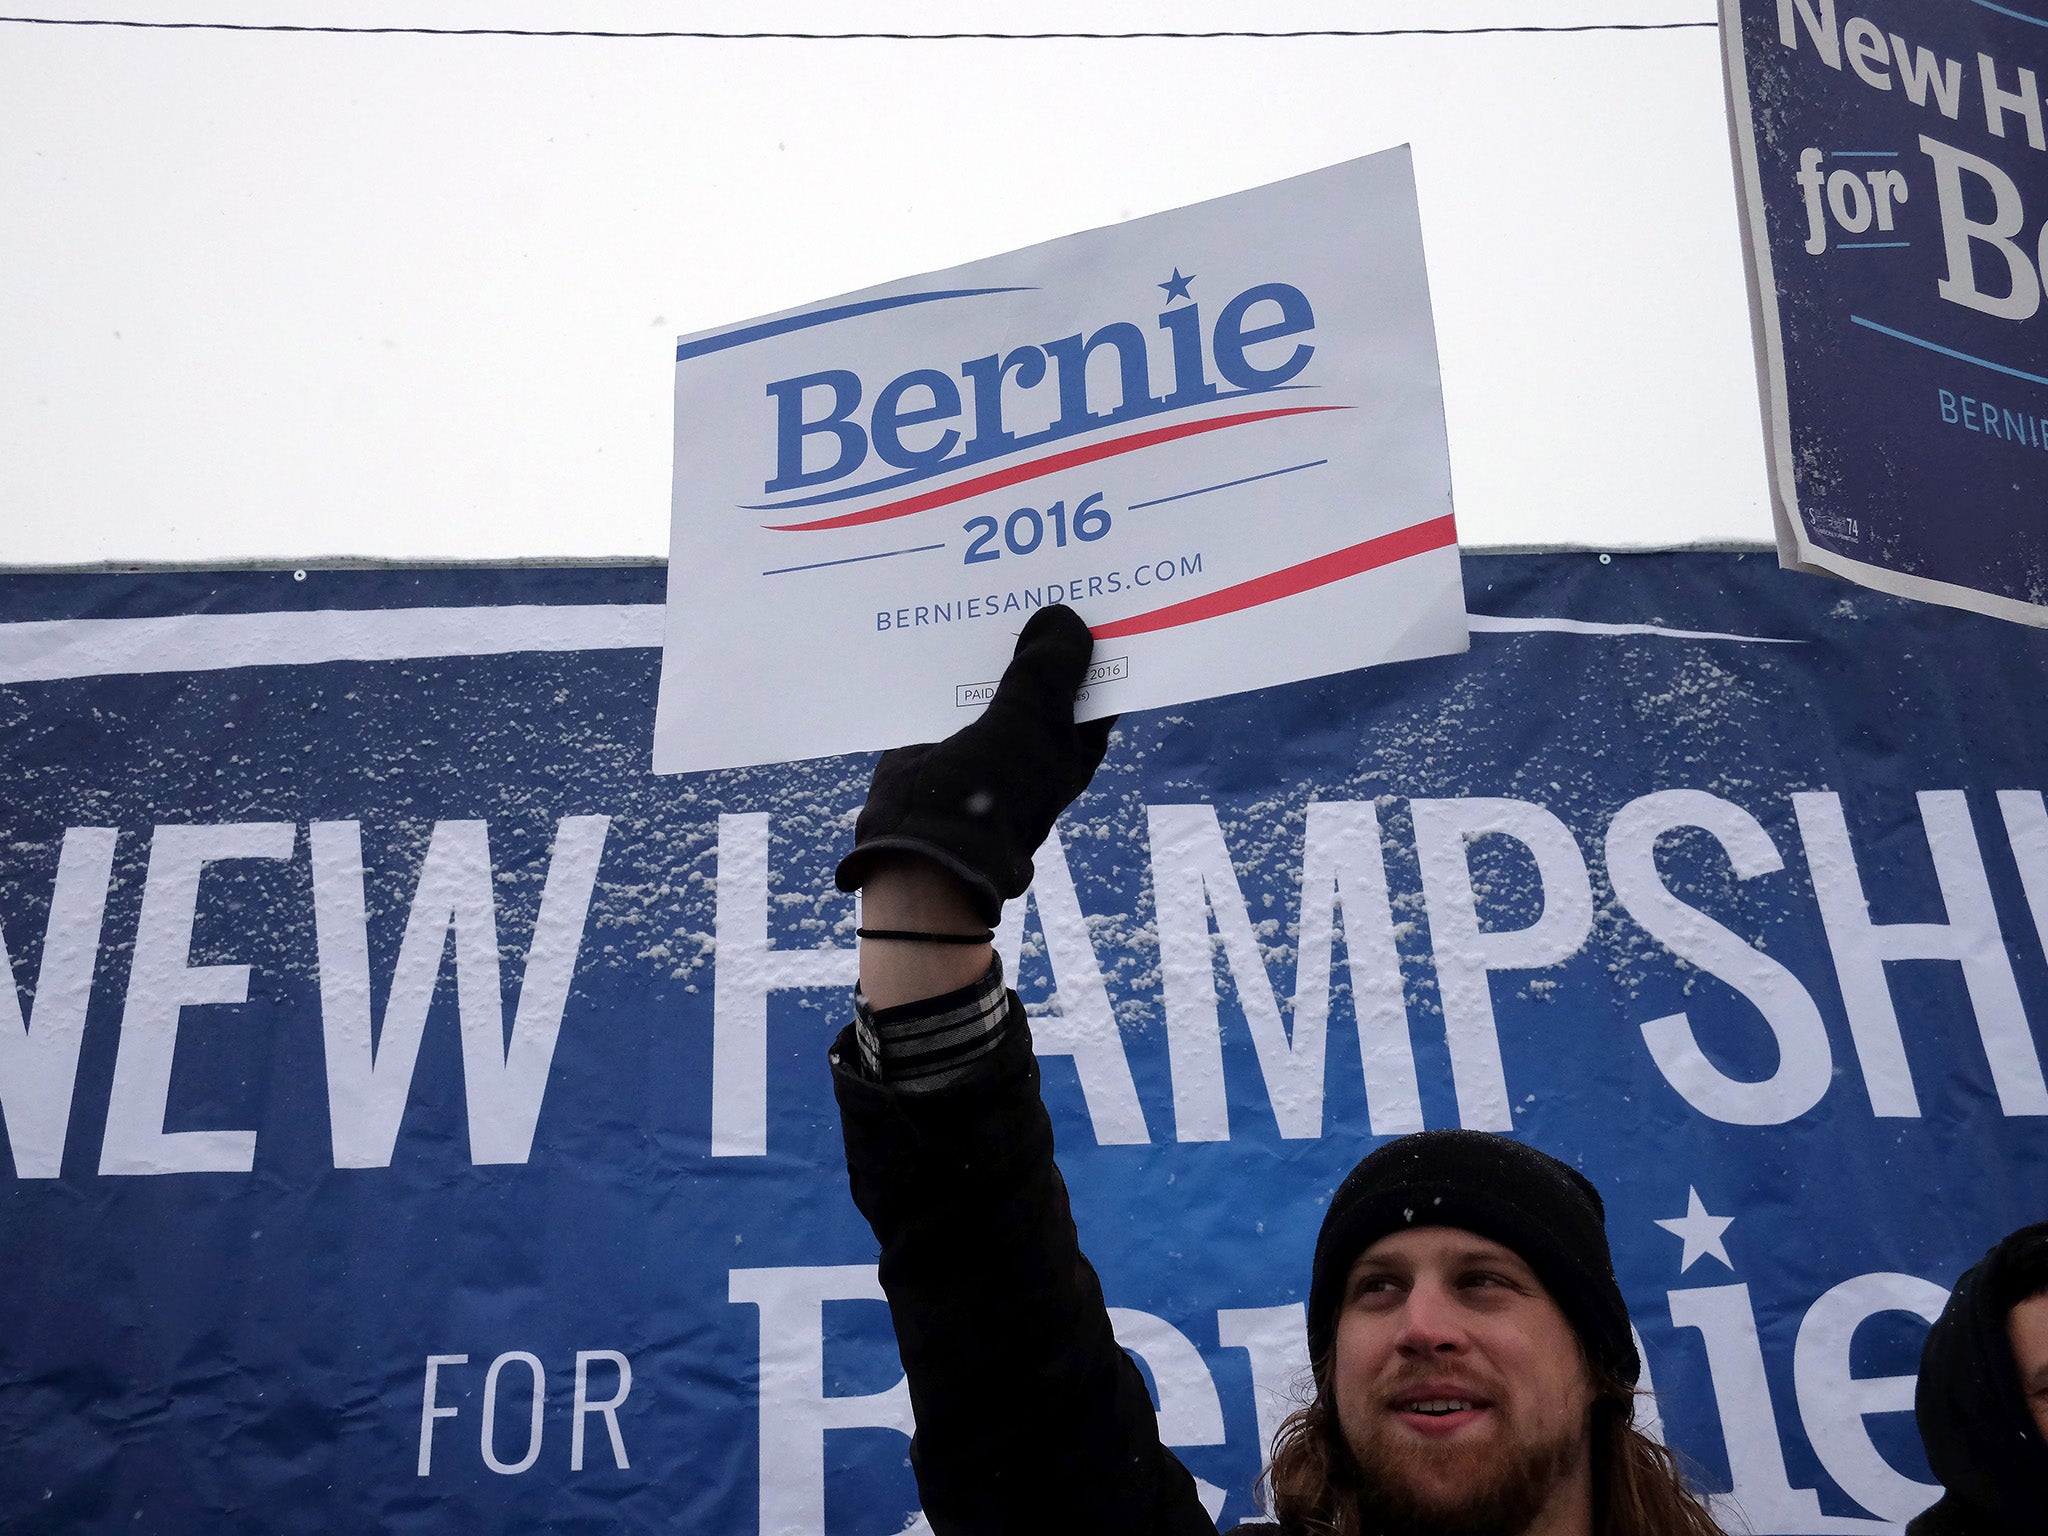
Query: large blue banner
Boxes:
[
  {"xmin": 1722, "ymin": 0, "xmax": 2048, "ymax": 624},
  {"xmin": 0, "ymin": 552, "xmax": 2044, "ymax": 1534}
]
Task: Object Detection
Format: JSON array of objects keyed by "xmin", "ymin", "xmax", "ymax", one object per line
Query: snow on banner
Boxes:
[
  {"xmin": 0, "ymin": 553, "xmax": 2045, "ymax": 1533},
  {"xmin": 654, "ymin": 148, "xmax": 1466, "ymax": 773},
  {"xmin": 1721, "ymin": 0, "xmax": 2048, "ymax": 624}
]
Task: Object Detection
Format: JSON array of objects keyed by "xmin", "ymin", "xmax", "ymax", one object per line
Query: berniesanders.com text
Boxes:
[{"xmin": 876, "ymin": 551, "xmax": 1204, "ymax": 632}]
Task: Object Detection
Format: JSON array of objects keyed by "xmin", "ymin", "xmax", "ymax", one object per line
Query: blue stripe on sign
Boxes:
[
  {"xmin": 1836, "ymin": 241, "xmax": 1911, "ymax": 249},
  {"xmin": 1829, "ymin": 151, "xmax": 1900, "ymax": 158},
  {"xmin": 762, "ymin": 542, "xmax": 944, "ymax": 577},
  {"xmin": 1850, "ymin": 316, "xmax": 2048, "ymax": 390},
  {"xmin": 1127, "ymin": 458, "xmax": 1329, "ymax": 511},
  {"xmin": 675, "ymin": 287, "xmax": 1035, "ymax": 361},
  {"xmin": 1969, "ymin": 0, "xmax": 2047, "ymax": 27}
]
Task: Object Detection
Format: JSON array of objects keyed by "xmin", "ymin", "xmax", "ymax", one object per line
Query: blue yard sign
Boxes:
[{"xmin": 1722, "ymin": 0, "xmax": 2048, "ymax": 624}]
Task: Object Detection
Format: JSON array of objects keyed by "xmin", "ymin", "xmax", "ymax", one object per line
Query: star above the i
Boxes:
[
  {"xmin": 1656, "ymin": 1187, "xmax": 1735, "ymax": 1273},
  {"xmin": 1157, "ymin": 268, "xmax": 1195, "ymax": 303}
]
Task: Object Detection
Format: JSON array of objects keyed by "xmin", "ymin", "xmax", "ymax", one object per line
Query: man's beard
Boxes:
[{"xmin": 1344, "ymin": 1410, "xmax": 1586, "ymax": 1536}]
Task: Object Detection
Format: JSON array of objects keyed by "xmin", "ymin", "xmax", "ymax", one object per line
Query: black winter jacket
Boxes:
[
  {"xmin": 833, "ymin": 999, "xmax": 1281, "ymax": 1536},
  {"xmin": 1906, "ymin": 1221, "xmax": 2048, "ymax": 1536}
]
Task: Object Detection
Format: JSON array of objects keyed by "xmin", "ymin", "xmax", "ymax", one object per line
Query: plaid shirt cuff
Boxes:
[{"xmin": 851, "ymin": 956, "xmax": 1009, "ymax": 1093}]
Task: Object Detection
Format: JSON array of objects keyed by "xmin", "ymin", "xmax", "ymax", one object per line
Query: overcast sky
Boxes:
[{"xmin": 0, "ymin": 0, "xmax": 1767, "ymax": 566}]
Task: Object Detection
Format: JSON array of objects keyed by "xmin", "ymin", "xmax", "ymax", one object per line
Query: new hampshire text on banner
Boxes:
[
  {"xmin": 654, "ymin": 148, "xmax": 1466, "ymax": 773},
  {"xmin": 2, "ymin": 555, "xmax": 2046, "ymax": 1533},
  {"xmin": 1722, "ymin": 0, "xmax": 2048, "ymax": 624}
]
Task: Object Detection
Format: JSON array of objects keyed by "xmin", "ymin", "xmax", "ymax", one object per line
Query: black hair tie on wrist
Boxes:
[{"xmin": 855, "ymin": 927, "xmax": 995, "ymax": 945}]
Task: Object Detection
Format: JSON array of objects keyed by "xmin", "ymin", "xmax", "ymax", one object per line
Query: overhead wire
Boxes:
[{"xmin": 0, "ymin": 15, "xmax": 1720, "ymax": 40}]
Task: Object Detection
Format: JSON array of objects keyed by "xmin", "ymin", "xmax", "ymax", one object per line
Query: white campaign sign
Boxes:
[{"xmin": 654, "ymin": 148, "xmax": 1467, "ymax": 773}]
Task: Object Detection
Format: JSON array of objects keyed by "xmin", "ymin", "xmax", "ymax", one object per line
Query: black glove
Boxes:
[{"xmin": 835, "ymin": 605, "xmax": 1116, "ymax": 927}]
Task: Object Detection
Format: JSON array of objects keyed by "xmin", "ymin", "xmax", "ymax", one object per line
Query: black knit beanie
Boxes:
[{"xmin": 1306, "ymin": 1129, "xmax": 1639, "ymax": 1386}]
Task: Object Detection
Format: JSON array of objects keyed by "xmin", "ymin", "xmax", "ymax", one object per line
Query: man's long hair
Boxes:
[{"xmin": 1260, "ymin": 1361, "xmax": 1723, "ymax": 1536}]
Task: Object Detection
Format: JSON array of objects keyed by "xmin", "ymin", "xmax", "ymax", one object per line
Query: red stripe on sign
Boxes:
[
  {"xmin": 1090, "ymin": 515, "xmax": 1459, "ymax": 639},
  {"xmin": 762, "ymin": 405, "xmax": 1348, "ymax": 532}
]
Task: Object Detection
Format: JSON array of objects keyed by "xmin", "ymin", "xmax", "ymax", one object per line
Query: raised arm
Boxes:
[
  {"xmin": 854, "ymin": 853, "xmax": 992, "ymax": 1010},
  {"xmin": 829, "ymin": 607, "xmax": 1217, "ymax": 1536}
]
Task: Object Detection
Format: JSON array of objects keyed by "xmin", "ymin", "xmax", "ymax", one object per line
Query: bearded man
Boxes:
[{"xmin": 830, "ymin": 607, "xmax": 1721, "ymax": 1536}]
